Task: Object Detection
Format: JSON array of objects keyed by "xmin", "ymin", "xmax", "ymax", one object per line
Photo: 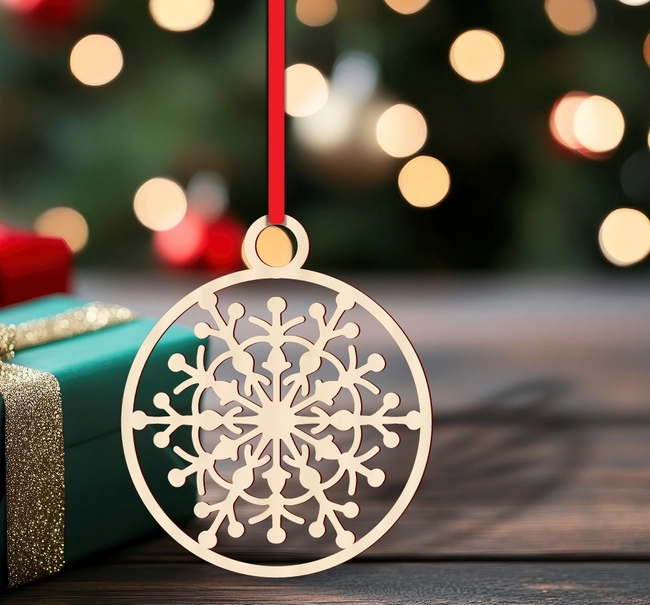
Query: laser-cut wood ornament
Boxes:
[{"xmin": 121, "ymin": 0, "xmax": 432, "ymax": 578}]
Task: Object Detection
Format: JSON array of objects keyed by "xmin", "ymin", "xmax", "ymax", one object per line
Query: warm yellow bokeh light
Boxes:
[
  {"xmin": 573, "ymin": 95, "xmax": 625, "ymax": 153},
  {"xmin": 450, "ymin": 30, "xmax": 505, "ymax": 83},
  {"xmin": 376, "ymin": 104, "xmax": 427, "ymax": 158},
  {"xmin": 69, "ymin": 35, "xmax": 123, "ymax": 87},
  {"xmin": 293, "ymin": 94, "xmax": 355, "ymax": 151},
  {"xmin": 647, "ymin": 127, "xmax": 650, "ymax": 150},
  {"xmin": 34, "ymin": 207, "xmax": 89, "ymax": 253},
  {"xmin": 544, "ymin": 0, "xmax": 596, "ymax": 35},
  {"xmin": 149, "ymin": 0, "xmax": 214, "ymax": 32},
  {"xmin": 383, "ymin": 0, "xmax": 430, "ymax": 15},
  {"xmin": 643, "ymin": 33, "xmax": 650, "ymax": 68},
  {"xmin": 256, "ymin": 226, "xmax": 294, "ymax": 267},
  {"xmin": 296, "ymin": 0, "xmax": 337, "ymax": 26},
  {"xmin": 599, "ymin": 208, "xmax": 650, "ymax": 266},
  {"xmin": 398, "ymin": 156, "xmax": 450, "ymax": 208},
  {"xmin": 134, "ymin": 178, "xmax": 188, "ymax": 232},
  {"xmin": 285, "ymin": 64, "xmax": 329, "ymax": 117},
  {"xmin": 617, "ymin": 0, "xmax": 650, "ymax": 6},
  {"xmin": 550, "ymin": 92, "xmax": 590, "ymax": 150}
]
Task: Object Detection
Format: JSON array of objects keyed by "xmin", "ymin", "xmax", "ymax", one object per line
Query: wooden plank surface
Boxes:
[
  {"xmin": 6, "ymin": 561, "xmax": 650, "ymax": 604},
  {"xmin": 6, "ymin": 274, "xmax": 643, "ymax": 603},
  {"xmin": 76, "ymin": 274, "xmax": 650, "ymax": 557},
  {"xmin": 80, "ymin": 273, "xmax": 650, "ymax": 416}
]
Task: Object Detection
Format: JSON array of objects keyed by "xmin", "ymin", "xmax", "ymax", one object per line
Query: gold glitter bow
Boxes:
[{"xmin": 1, "ymin": 302, "xmax": 137, "ymax": 588}]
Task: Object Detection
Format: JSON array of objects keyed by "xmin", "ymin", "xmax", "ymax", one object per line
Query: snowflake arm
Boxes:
[
  {"xmin": 292, "ymin": 346, "xmax": 384, "ymax": 416},
  {"xmin": 284, "ymin": 445, "xmax": 359, "ymax": 548},
  {"xmin": 194, "ymin": 293, "xmax": 270, "ymax": 396},
  {"xmin": 131, "ymin": 391, "xmax": 224, "ymax": 449},
  {"xmin": 194, "ymin": 444, "xmax": 270, "ymax": 547},
  {"xmin": 314, "ymin": 392, "xmax": 422, "ymax": 448},
  {"xmin": 283, "ymin": 294, "xmax": 361, "ymax": 396}
]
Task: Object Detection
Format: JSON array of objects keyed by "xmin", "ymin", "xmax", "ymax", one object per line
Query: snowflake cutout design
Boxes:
[
  {"xmin": 123, "ymin": 216, "xmax": 431, "ymax": 576},
  {"xmin": 132, "ymin": 290, "xmax": 422, "ymax": 551}
]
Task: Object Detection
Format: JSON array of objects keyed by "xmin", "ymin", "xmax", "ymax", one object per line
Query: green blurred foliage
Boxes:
[{"xmin": 0, "ymin": 0, "xmax": 649, "ymax": 272}]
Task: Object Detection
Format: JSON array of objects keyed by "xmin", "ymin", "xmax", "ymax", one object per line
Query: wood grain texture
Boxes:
[
  {"xmin": 92, "ymin": 422, "xmax": 650, "ymax": 563},
  {"xmin": 6, "ymin": 275, "xmax": 640, "ymax": 602},
  {"xmin": 5, "ymin": 418, "xmax": 648, "ymax": 603},
  {"xmin": 6, "ymin": 562, "xmax": 650, "ymax": 604},
  {"xmin": 80, "ymin": 274, "xmax": 650, "ymax": 416}
]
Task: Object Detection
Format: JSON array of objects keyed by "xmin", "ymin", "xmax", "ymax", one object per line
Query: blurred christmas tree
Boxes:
[{"xmin": 0, "ymin": 0, "xmax": 649, "ymax": 272}]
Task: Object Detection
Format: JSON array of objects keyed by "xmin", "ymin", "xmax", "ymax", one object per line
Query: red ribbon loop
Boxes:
[{"xmin": 268, "ymin": 0, "xmax": 285, "ymax": 225}]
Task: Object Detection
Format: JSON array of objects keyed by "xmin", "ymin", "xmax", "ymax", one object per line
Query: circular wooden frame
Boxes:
[{"xmin": 122, "ymin": 215, "xmax": 432, "ymax": 577}]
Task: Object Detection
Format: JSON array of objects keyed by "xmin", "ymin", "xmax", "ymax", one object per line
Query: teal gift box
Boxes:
[{"xmin": 0, "ymin": 294, "xmax": 198, "ymax": 586}]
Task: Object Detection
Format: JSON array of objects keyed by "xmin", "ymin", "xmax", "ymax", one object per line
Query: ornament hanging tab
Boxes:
[{"xmin": 268, "ymin": 0, "xmax": 285, "ymax": 225}]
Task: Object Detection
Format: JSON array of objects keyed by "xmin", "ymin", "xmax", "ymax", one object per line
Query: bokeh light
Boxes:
[
  {"xmin": 573, "ymin": 95, "xmax": 625, "ymax": 153},
  {"xmin": 449, "ymin": 30, "xmax": 505, "ymax": 83},
  {"xmin": 292, "ymin": 53, "xmax": 380, "ymax": 154},
  {"xmin": 383, "ymin": 0, "xmax": 430, "ymax": 14},
  {"xmin": 376, "ymin": 104, "xmax": 427, "ymax": 158},
  {"xmin": 134, "ymin": 177, "xmax": 188, "ymax": 232},
  {"xmin": 617, "ymin": 0, "xmax": 650, "ymax": 6},
  {"xmin": 544, "ymin": 0, "xmax": 596, "ymax": 35},
  {"xmin": 187, "ymin": 172, "xmax": 228, "ymax": 221},
  {"xmin": 0, "ymin": 0, "xmax": 37, "ymax": 10},
  {"xmin": 599, "ymin": 208, "xmax": 650, "ymax": 266},
  {"xmin": 285, "ymin": 64, "xmax": 329, "ymax": 118},
  {"xmin": 205, "ymin": 218, "xmax": 245, "ymax": 273},
  {"xmin": 398, "ymin": 156, "xmax": 450, "ymax": 208},
  {"xmin": 153, "ymin": 211, "xmax": 208, "ymax": 268},
  {"xmin": 256, "ymin": 226, "xmax": 294, "ymax": 267},
  {"xmin": 69, "ymin": 35, "xmax": 123, "ymax": 87},
  {"xmin": 293, "ymin": 95, "xmax": 355, "ymax": 151},
  {"xmin": 643, "ymin": 33, "xmax": 650, "ymax": 68},
  {"xmin": 296, "ymin": 0, "xmax": 337, "ymax": 26},
  {"xmin": 34, "ymin": 207, "xmax": 89, "ymax": 253},
  {"xmin": 332, "ymin": 52, "xmax": 380, "ymax": 103},
  {"xmin": 149, "ymin": 0, "xmax": 214, "ymax": 32},
  {"xmin": 550, "ymin": 91, "xmax": 590, "ymax": 151}
]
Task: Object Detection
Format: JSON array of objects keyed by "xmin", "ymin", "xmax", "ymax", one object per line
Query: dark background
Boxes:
[{"xmin": 0, "ymin": 0, "xmax": 649, "ymax": 272}]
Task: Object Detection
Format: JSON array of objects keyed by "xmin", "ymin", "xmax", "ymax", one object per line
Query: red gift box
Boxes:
[{"xmin": 0, "ymin": 225, "xmax": 71, "ymax": 306}]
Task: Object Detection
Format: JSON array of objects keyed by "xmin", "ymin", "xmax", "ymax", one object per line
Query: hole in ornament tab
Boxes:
[{"xmin": 255, "ymin": 225, "xmax": 296, "ymax": 268}]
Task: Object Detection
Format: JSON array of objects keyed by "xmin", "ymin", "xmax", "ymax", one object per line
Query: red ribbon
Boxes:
[{"xmin": 268, "ymin": 0, "xmax": 285, "ymax": 225}]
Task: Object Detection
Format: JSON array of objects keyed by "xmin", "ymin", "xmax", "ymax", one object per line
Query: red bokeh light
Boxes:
[
  {"xmin": 153, "ymin": 211, "xmax": 208, "ymax": 269},
  {"xmin": 153, "ymin": 212, "xmax": 245, "ymax": 273},
  {"xmin": 2, "ymin": 0, "xmax": 92, "ymax": 48},
  {"xmin": 204, "ymin": 216, "xmax": 245, "ymax": 274},
  {"xmin": 6, "ymin": 0, "xmax": 88, "ymax": 24}
]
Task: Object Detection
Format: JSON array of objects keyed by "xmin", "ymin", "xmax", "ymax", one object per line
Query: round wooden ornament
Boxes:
[
  {"xmin": 121, "ymin": 0, "xmax": 432, "ymax": 577},
  {"xmin": 122, "ymin": 215, "xmax": 432, "ymax": 577}
]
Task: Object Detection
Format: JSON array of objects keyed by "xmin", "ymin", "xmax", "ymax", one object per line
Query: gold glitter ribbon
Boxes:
[
  {"xmin": 3, "ymin": 364, "xmax": 64, "ymax": 588},
  {"xmin": 1, "ymin": 302, "xmax": 137, "ymax": 588}
]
